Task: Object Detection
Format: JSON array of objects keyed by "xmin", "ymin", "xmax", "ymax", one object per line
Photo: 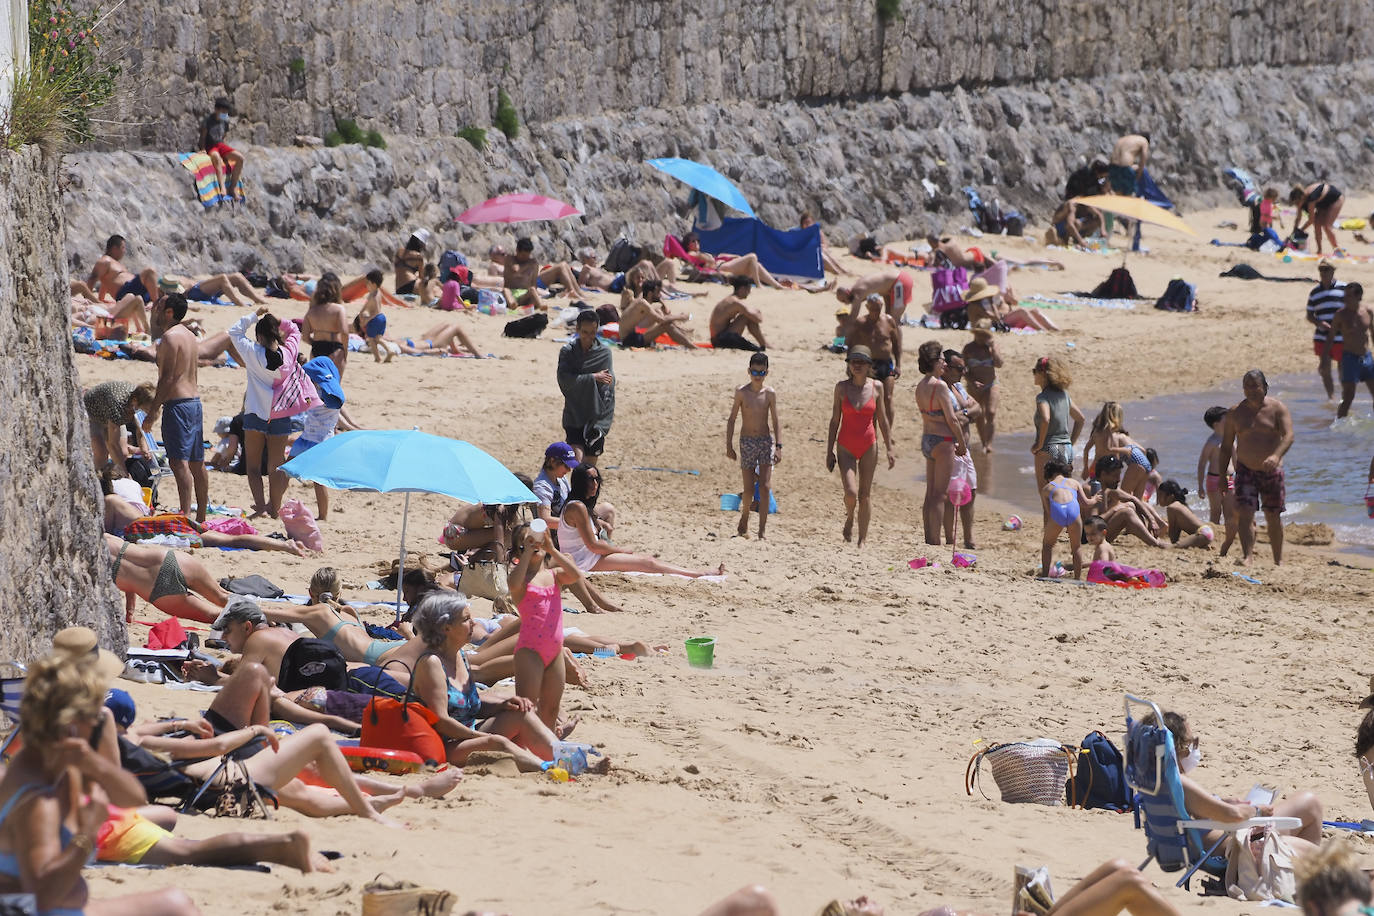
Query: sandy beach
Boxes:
[{"xmin": 78, "ymin": 199, "xmax": 1374, "ymax": 915}]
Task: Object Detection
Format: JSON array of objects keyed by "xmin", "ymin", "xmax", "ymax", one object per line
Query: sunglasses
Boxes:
[{"xmin": 749, "ymin": 369, "xmax": 768, "ymax": 377}]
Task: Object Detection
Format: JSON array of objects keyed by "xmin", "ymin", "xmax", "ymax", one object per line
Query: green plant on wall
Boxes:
[
  {"xmin": 324, "ymin": 116, "xmax": 385, "ymax": 149},
  {"xmin": 3, "ymin": 0, "xmax": 120, "ymax": 148},
  {"xmin": 289, "ymin": 57, "xmax": 305, "ymax": 76},
  {"xmin": 877, "ymin": 0, "xmax": 902, "ymax": 21},
  {"xmin": 494, "ymin": 89, "xmax": 518, "ymax": 140},
  {"xmin": 456, "ymin": 125, "xmax": 487, "ymax": 151}
]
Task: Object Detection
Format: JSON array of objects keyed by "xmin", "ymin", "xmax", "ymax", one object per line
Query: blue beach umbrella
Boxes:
[
  {"xmin": 279, "ymin": 429, "xmax": 536, "ymax": 614},
  {"xmin": 646, "ymin": 157, "xmax": 756, "ymax": 217}
]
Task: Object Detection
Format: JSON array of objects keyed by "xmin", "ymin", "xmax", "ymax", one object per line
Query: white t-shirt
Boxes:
[{"xmin": 532, "ymin": 469, "xmax": 570, "ymax": 516}]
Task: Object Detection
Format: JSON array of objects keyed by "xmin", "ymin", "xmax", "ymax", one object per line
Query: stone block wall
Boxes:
[
  {"xmin": 0, "ymin": 147, "xmax": 125, "ymax": 659},
  {"xmin": 85, "ymin": 0, "xmax": 1372, "ymax": 148}
]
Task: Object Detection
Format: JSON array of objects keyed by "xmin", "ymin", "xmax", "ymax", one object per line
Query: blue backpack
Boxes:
[
  {"xmin": 438, "ymin": 249, "xmax": 468, "ymax": 283},
  {"xmin": 1066, "ymin": 731, "xmax": 1133, "ymax": 811}
]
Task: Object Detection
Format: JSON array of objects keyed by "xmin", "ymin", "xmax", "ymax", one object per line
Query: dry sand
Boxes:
[{"xmin": 79, "ymin": 200, "xmax": 1374, "ymax": 915}]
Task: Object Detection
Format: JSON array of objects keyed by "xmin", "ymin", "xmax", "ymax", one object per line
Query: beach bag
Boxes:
[
  {"xmin": 269, "ymin": 362, "xmax": 320, "ymax": 420},
  {"xmin": 1225, "ymin": 827, "xmax": 1299, "ymax": 902},
  {"xmin": 1065, "ymin": 731, "xmax": 1132, "ymax": 811},
  {"xmin": 930, "ymin": 264, "xmax": 969, "ymax": 315},
  {"xmin": 1003, "ymin": 211, "xmax": 1025, "ymax": 237},
  {"xmin": 966, "ymin": 738, "xmax": 1073, "ymax": 805},
  {"xmin": 218, "ymin": 574, "xmax": 284, "ymax": 598},
  {"xmin": 603, "ymin": 238, "xmax": 643, "ymax": 274},
  {"xmin": 360, "ymin": 661, "xmax": 445, "ymax": 766},
  {"xmin": 1091, "ymin": 267, "xmax": 1139, "ymax": 299},
  {"xmin": 277, "ymin": 638, "xmax": 348, "ymax": 692},
  {"xmin": 1155, "ymin": 278, "xmax": 1197, "ymax": 312},
  {"xmin": 1286, "ymin": 228, "xmax": 1308, "ymax": 251},
  {"xmin": 361, "ymin": 874, "xmax": 456, "ymax": 916},
  {"xmin": 503, "ymin": 312, "xmax": 548, "ymax": 339},
  {"xmin": 279, "ymin": 498, "xmax": 324, "ymax": 552}
]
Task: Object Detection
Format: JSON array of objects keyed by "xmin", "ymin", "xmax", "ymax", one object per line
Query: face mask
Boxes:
[
  {"xmin": 218, "ymin": 112, "xmax": 229, "ymax": 122},
  {"xmin": 1181, "ymin": 746, "xmax": 1201, "ymax": 773}
]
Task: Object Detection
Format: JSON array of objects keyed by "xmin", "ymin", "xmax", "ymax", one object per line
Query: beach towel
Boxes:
[
  {"xmin": 694, "ymin": 217, "xmax": 824, "ymax": 280},
  {"xmin": 557, "ymin": 337, "xmax": 615, "ymax": 448},
  {"xmin": 177, "ymin": 152, "xmax": 244, "ymax": 207}
]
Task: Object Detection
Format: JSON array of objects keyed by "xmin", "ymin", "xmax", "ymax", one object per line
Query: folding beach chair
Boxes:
[
  {"xmin": 118, "ymin": 727, "xmax": 277, "ymax": 818},
  {"xmin": 1124, "ymin": 694, "xmax": 1299, "ymax": 891},
  {"xmin": 0, "ymin": 663, "xmax": 27, "ymax": 759}
]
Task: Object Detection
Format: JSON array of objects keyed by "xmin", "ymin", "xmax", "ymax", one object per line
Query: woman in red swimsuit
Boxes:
[{"xmin": 826, "ymin": 345, "xmax": 895, "ymax": 547}]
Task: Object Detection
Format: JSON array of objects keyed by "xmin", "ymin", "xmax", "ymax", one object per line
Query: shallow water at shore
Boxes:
[{"xmin": 951, "ymin": 373, "xmax": 1374, "ymax": 556}]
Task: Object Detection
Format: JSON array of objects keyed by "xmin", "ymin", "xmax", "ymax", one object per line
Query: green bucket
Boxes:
[{"xmin": 684, "ymin": 636, "xmax": 716, "ymax": 669}]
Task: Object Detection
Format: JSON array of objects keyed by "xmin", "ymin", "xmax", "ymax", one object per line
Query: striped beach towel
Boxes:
[{"xmin": 177, "ymin": 152, "xmax": 245, "ymax": 207}]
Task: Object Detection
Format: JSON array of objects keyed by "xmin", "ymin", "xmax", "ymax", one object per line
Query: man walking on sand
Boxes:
[
  {"xmin": 557, "ymin": 310, "xmax": 615, "ymax": 467},
  {"xmin": 143, "ymin": 293, "xmax": 208, "ymax": 522},
  {"xmin": 1219, "ymin": 369, "xmax": 1293, "ymax": 566},
  {"xmin": 845, "ymin": 294, "xmax": 901, "ymax": 430},
  {"xmin": 1307, "ymin": 259, "xmax": 1346, "ymax": 400},
  {"xmin": 1330, "ymin": 281, "xmax": 1374, "ymax": 419},
  {"xmin": 1107, "ymin": 133, "xmax": 1150, "ymax": 238}
]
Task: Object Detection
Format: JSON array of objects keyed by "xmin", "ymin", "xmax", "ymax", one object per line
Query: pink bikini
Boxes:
[{"xmin": 515, "ymin": 581, "xmax": 563, "ymax": 666}]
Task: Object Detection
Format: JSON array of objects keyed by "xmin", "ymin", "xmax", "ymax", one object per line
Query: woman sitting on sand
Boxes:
[
  {"xmin": 915, "ymin": 340, "xmax": 969, "ymax": 546},
  {"xmin": 259, "ymin": 567, "xmax": 404, "ymax": 666},
  {"xmin": 383, "ymin": 592, "xmax": 575, "ymax": 772},
  {"xmin": 1145, "ymin": 709, "xmax": 1323, "ymax": 854},
  {"xmin": 964, "ymin": 278, "xmax": 1060, "ymax": 331},
  {"xmin": 560, "ymin": 466, "xmax": 725, "ymax": 578},
  {"xmin": 1154, "ymin": 481, "xmax": 1217, "ymax": 549},
  {"xmin": 825, "ymin": 345, "xmax": 895, "ymax": 548},
  {"xmin": 962, "ymin": 326, "xmax": 1001, "ymax": 453}
]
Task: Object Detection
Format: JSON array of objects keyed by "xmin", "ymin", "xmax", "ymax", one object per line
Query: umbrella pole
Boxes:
[{"xmin": 394, "ymin": 491, "xmax": 410, "ymax": 622}]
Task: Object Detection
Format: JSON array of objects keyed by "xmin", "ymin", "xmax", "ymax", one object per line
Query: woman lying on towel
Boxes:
[
  {"xmin": 259, "ymin": 567, "xmax": 404, "ymax": 666},
  {"xmin": 681, "ymin": 232, "xmax": 786, "ymax": 290},
  {"xmin": 102, "ymin": 483, "xmax": 309, "ymax": 556}
]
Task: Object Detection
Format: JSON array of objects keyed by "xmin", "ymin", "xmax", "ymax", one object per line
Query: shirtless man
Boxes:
[
  {"xmin": 177, "ymin": 271, "xmax": 266, "ymax": 308},
  {"xmin": 185, "ymin": 597, "xmax": 301, "ymax": 686},
  {"xmin": 1219, "ymin": 369, "xmax": 1293, "ymax": 565},
  {"xmin": 142, "ymin": 293, "xmax": 208, "ymax": 522},
  {"xmin": 836, "ymin": 264, "xmax": 919, "ymax": 324},
  {"xmin": 844, "ymin": 294, "xmax": 901, "ymax": 428},
  {"xmin": 618, "ymin": 280, "xmax": 696, "ymax": 349},
  {"xmin": 497, "ymin": 238, "xmax": 585, "ymax": 307},
  {"xmin": 725, "ymin": 352, "xmax": 781, "ymax": 538},
  {"xmin": 1330, "ymin": 282, "xmax": 1374, "ymax": 419},
  {"xmin": 87, "ymin": 234, "xmax": 159, "ymax": 305},
  {"xmin": 1108, "ymin": 133, "xmax": 1150, "ymax": 237},
  {"xmin": 709, "ymin": 278, "xmax": 766, "ymax": 351},
  {"xmin": 302, "ymin": 285, "xmax": 349, "ymax": 376}
]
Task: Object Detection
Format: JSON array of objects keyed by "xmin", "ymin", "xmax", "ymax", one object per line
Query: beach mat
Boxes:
[{"xmin": 177, "ymin": 152, "xmax": 244, "ymax": 207}]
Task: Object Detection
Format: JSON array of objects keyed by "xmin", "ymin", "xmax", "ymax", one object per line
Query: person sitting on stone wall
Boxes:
[{"xmin": 201, "ymin": 97, "xmax": 245, "ymax": 201}]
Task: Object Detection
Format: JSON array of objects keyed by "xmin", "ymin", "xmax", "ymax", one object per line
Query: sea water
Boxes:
[{"xmin": 967, "ymin": 373, "xmax": 1374, "ymax": 557}]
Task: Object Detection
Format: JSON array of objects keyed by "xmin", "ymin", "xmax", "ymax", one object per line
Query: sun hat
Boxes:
[
  {"xmin": 411, "ymin": 228, "xmax": 432, "ymax": 248},
  {"xmin": 544, "ymin": 441, "xmax": 579, "ymax": 469},
  {"xmin": 846, "ymin": 344, "xmax": 873, "ymax": 363},
  {"xmin": 213, "ymin": 415, "xmax": 234, "ymax": 435},
  {"xmin": 51, "ymin": 626, "xmax": 125, "ymax": 681},
  {"xmin": 212, "ymin": 595, "xmax": 267, "ymax": 630},
  {"xmin": 964, "ymin": 278, "xmax": 999, "ymax": 303}
]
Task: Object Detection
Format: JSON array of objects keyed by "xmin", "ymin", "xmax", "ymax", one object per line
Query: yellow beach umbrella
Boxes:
[{"xmin": 1071, "ymin": 195, "xmax": 1196, "ymax": 237}]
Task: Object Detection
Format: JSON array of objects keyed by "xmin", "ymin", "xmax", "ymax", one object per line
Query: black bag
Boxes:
[
  {"xmin": 939, "ymin": 306, "xmax": 969, "ymax": 329},
  {"xmin": 124, "ymin": 455, "xmax": 159, "ymax": 506},
  {"xmin": 603, "ymin": 238, "xmax": 642, "ymax": 273},
  {"xmin": 503, "ymin": 313, "xmax": 549, "ymax": 339},
  {"xmin": 119, "ymin": 735, "xmax": 197, "ymax": 801},
  {"xmin": 218, "ymin": 574, "xmax": 284, "ymax": 598},
  {"xmin": 1090, "ymin": 267, "xmax": 1140, "ymax": 299},
  {"xmin": 1154, "ymin": 278, "xmax": 1197, "ymax": 312},
  {"xmin": 277, "ymin": 638, "xmax": 348, "ymax": 692}
]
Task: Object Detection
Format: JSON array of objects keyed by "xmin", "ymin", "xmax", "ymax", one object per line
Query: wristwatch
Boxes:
[{"xmin": 70, "ymin": 833, "xmax": 94, "ymax": 857}]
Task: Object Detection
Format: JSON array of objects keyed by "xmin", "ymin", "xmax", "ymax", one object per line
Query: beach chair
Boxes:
[
  {"xmin": 1123, "ymin": 694, "xmax": 1299, "ymax": 891},
  {"xmin": 662, "ymin": 234, "xmax": 720, "ymax": 282},
  {"xmin": 0, "ymin": 664, "xmax": 27, "ymax": 759}
]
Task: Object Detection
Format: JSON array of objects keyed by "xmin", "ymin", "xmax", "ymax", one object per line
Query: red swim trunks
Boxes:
[
  {"xmin": 1233, "ymin": 463, "xmax": 1285, "ymax": 514},
  {"xmin": 1314, "ymin": 338, "xmax": 1344, "ymax": 361},
  {"xmin": 207, "ymin": 141, "xmax": 236, "ymax": 160}
]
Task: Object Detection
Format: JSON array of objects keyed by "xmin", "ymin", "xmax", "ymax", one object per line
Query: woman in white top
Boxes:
[
  {"xmin": 559, "ymin": 466, "xmax": 723, "ymax": 578},
  {"xmin": 227, "ymin": 307, "xmax": 298, "ymax": 517}
]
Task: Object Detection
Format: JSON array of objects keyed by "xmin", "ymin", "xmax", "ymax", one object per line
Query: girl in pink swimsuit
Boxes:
[{"xmin": 509, "ymin": 524, "xmax": 584, "ymax": 731}]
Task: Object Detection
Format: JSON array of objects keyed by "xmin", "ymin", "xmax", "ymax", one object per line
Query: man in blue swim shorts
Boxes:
[
  {"xmin": 1332, "ymin": 282, "xmax": 1374, "ymax": 419},
  {"xmin": 87, "ymin": 234, "xmax": 160, "ymax": 305},
  {"xmin": 144, "ymin": 293, "xmax": 209, "ymax": 522}
]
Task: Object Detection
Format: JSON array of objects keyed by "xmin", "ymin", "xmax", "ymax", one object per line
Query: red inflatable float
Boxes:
[{"xmin": 339, "ymin": 744, "xmax": 424, "ymax": 775}]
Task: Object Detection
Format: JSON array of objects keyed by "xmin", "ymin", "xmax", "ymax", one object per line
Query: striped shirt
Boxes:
[{"xmin": 1307, "ymin": 281, "xmax": 1346, "ymax": 342}]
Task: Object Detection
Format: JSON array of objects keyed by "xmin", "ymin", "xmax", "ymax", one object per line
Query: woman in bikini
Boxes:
[
  {"xmin": 1290, "ymin": 181, "xmax": 1344, "ymax": 255},
  {"xmin": 105, "ymin": 533, "xmax": 227, "ymax": 623},
  {"xmin": 1081, "ymin": 401, "xmax": 1161, "ymax": 498},
  {"xmin": 961, "ymin": 326, "xmax": 1002, "ymax": 452},
  {"xmin": 0, "ymin": 646, "xmax": 204, "ymax": 916},
  {"xmin": 825, "ymin": 345, "xmax": 895, "ymax": 547},
  {"xmin": 914, "ymin": 340, "xmax": 970, "ymax": 546},
  {"xmin": 259, "ymin": 567, "xmax": 404, "ymax": 666},
  {"xmin": 1154, "ymin": 481, "xmax": 1216, "ymax": 549},
  {"xmin": 560, "ymin": 466, "xmax": 724, "ymax": 578},
  {"xmin": 509, "ymin": 524, "xmax": 583, "ymax": 731}
]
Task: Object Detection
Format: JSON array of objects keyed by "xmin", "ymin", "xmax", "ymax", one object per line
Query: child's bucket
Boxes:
[{"xmin": 685, "ymin": 637, "xmax": 716, "ymax": 669}]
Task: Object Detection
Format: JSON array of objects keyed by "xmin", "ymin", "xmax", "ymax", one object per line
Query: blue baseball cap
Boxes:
[
  {"xmin": 544, "ymin": 442, "xmax": 579, "ymax": 468},
  {"xmin": 104, "ymin": 688, "xmax": 136, "ymax": 729},
  {"xmin": 303, "ymin": 356, "xmax": 346, "ymax": 409}
]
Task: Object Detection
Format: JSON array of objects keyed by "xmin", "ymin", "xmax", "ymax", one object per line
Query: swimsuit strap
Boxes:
[
  {"xmin": 0, "ymin": 783, "xmax": 50, "ymax": 831},
  {"xmin": 111, "ymin": 541, "xmax": 129, "ymax": 583}
]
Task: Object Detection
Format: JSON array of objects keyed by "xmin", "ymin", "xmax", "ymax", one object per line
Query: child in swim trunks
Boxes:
[
  {"xmin": 354, "ymin": 270, "xmax": 391, "ymax": 363},
  {"xmin": 1196, "ymin": 406, "xmax": 1237, "ymax": 554},
  {"xmin": 725, "ymin": 352, "xmax": 782, "ymax": 539},
  {"xmin": 1040, "ymin": 461, "xmax": 1087, "ymax": 579}
]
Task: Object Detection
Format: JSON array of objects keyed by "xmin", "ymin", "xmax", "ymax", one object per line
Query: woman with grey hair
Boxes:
[{"xmin": 390, "ymin": 592, "xmax": 578, "ymax": 772}]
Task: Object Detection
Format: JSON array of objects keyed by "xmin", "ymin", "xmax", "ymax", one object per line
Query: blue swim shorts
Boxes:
[{"xmin": 160, "ymin": 397, "xmax": 204, "ymax": 462}]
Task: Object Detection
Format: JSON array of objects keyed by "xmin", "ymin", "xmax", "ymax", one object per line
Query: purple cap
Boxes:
[{"xmin": 545, "ymin": 441, "xmax": 579, "ymax": 468}]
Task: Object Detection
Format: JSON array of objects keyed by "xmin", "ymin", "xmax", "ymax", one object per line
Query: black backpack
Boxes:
[
  {"xmin": 603, "ymin": 238, "xmax": 642, "ymax": 273},
  {"xmin": 1090, "ymin": 267, "xmax": 1139, "ymax": 299},
  {"xmin": 503, "ymin": 313, "xmax": 549, "ymax": 339},
  {"xmin": 277, "ymin": 638, "xmax": 347, "ymax": 692},
  {"xmin": 1065, "ymin": 731, "xmax": 1133, "ymax": 811},
  {"xmin": 1155, "ymin": 278, "xmax": 1197, "ymax": 312}
]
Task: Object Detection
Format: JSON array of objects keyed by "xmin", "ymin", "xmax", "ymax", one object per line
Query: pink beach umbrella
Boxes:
[{"xmin": 455, "ymin": 193, "xmax": 582, "ymax": 225}]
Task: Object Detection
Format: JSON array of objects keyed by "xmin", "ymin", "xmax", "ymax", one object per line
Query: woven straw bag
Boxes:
[
  {"xmin": 965, "ymin": 738, "xmax": 1074, "ymax": 806},
  {"xmin": 361, "ymin": 875, "xmax": 456, "ymax": 916}
]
